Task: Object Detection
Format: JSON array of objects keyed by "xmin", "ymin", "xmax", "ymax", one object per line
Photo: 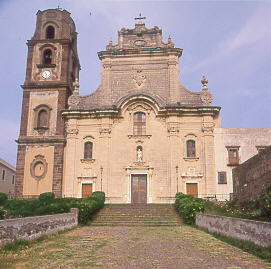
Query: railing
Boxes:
[
  {"xmin": 196, "ymin": 193, "xmax": 231, "ymax": 201},
  {"xmin": 165, "ymin": 193, "xmax": 232, "ymax": 201}
]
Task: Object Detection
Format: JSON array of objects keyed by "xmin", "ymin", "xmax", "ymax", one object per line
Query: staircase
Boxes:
[{"xmin": 91, "ymin": 204, "xmax": 182, "ymax": 226}]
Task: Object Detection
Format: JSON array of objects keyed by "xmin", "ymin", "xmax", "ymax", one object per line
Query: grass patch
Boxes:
[
  {"xmin": 1, "ymin": 227, "xmax": 76, "ymax": 252},
  {"xmin": 3, "ymin": 239, "xmax": 30, "ymax": 251},
  {"xmin": 203, "ymin": 229, "xmax": 271, "ymax": 262}
]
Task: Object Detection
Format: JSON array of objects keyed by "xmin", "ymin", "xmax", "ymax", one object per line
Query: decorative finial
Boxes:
[
  {"xmin": 73, "ymin": 78, "xmax": 80, "ymax": 93},
  {"xmin": 109, "ymin": 37, "xmax": 112, "ymax": 45},
  {"xmin": 57, "ymin": 0, "xmax": 62, "ymax": 10},
  {"xmin": 135, "ymin": 13, "xmax": 146, "ymax": 21},
  {"xmin": 201, "ymin": 75, "xmax": 208, "ymax": 91}
]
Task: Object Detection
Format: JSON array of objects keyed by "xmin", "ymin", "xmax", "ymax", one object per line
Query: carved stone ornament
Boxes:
[
  {"xmin": 46, "ymin": 11, "xmax": 57, "ymax": 18},
  {"xmin": 99, "ymin": 128, "xmax": 112, "ymax": 134},
  {"xmin": 80, "ymin": 159, "xmax": 96, "ymax": 164},
  {"xmin": 200, "ymin": 91, "xmax": 213, "ymax": 106},
  {"xmin": 202, "ymin": 122, "xmax": 214, "ymax": 134},
  {"xmin": 133, "ymin": 70, "xmax": 146, "ymax": 87},
  {"xmin": 128, "ymin": 135, "xmax": 151, "ymax": 139},
  {"xmin": 201, "ymin": 76, "xmax": 209, "ymax": 91},
  {"xmin": 167, "ymin": 123, "xmax": 180, "ymax": 135},
  {"xmin": 66, "ymin": 128, "xmax": 79, "ymax": 138},
  {"xmin": 133, "ymin": 161, "xmax": 146, "ymax": 167},
  {"xmin": 30, "ymin": 155, "xmax": 48, "ymax": 180},
  {"xmin": 134, "ymin": 40, "xmax": 147, "ymax": 47},
  {"xmin": 127, "ymin": 103, "xmax": 152, "ymax": 113},
  {"xmin": 168, "ymin": 126, "xmax": 179, "ymax": 135},
  {"xmin": 68, "ymin": 79, "xmax": 80, "ymax": 109}
]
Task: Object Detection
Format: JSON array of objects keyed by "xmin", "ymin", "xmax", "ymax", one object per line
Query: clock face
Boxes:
[{"xmin": 42, "ymin": 70, "xmax": 51, "ymax": 79}]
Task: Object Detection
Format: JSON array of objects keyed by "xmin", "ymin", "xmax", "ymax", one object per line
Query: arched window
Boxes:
[
  {"xmin": 133, "ymin": 112, "xmax": 146, "ymax": 135},
  {"xmin": 84, "ymin": 142, "xmax": 93, "ymax": 159},
  {"xmin": 187, "ymin": 140, "xmax": 196, "ymax": 157},
  {"xmin": 46, "ymin": 26, "xmax": 55, "ymax": 39},
  {"xmin": 37, "ymin": 109, "xmax": 49, "ymax": 128},
  {"xmin": 43, "ymin": 49, "xmax": 52, "ymax": 65}
]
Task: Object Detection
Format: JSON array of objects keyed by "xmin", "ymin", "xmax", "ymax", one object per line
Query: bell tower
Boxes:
[{"xmin": 15, "ymin": 9, "xmax": 80, "ymax": 198}]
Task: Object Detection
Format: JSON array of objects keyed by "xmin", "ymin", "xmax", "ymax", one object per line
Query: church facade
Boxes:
[{"xmin": 15, "ymin": 9, "xmax": 271, "ymax": 203}]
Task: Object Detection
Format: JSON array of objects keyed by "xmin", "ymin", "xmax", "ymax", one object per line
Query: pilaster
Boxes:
[{"xmin": 202, "ymin": 116, "xmax": 216, "ymax": 195}]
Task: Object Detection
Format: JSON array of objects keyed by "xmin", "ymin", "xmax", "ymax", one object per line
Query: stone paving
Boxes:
[{"xmin": 0, "ymin": 226, "xmax": 270, "ymax": 269}]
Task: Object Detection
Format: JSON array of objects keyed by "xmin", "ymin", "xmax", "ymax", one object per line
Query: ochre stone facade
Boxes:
[{"xmin": 15, "ymin": 9, "xmax": 271, "ymax": 202}]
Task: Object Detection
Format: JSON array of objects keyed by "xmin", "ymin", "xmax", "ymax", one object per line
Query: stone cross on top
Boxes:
[{"xmin": 134, "ymin": 13, "xmax": 146, "ymax": 21}]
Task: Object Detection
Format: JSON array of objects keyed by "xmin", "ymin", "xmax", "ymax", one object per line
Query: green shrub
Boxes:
[
  {"xmin": 39, "ymin": 192, "xmax": 55, "ymax": 203},
  {"xmin": 73, "ymin": 199, "xmax": 99, "ymax": 224},
  {"xmin": 0, "ymin": 206, "xmax": 8, "ymax": 219},
  {"xmin": 0, "ymin": 192, "xmax": 8, "ymax": 205},
  {"xmin": 175, "ymin": 193, "xmax": 206, "ymax": 224},
  {"xmin": 4, "ymin": 199, "xmax": 41, "ymax": 218},
  {"xmin": 70, "ymin": 192, "xmax": 105, "ymax": 224},
  {"xmin": 89, "ymin": 191, "xmax": 105, "ymax": 203},
  {"xmin": 2, "ymin": 192, "xmax": 105, "ymax": 224},
  {"xmin": 35, "ymin": 202, "xmax": 70, "ymax": 216}
]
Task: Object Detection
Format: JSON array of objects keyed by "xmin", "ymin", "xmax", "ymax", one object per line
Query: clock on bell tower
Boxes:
[{"xmin": 15, "ymin": 9, "xmax": 80, "ymax": 198}]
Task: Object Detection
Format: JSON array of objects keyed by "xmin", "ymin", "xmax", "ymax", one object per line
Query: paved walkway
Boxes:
[{"xmin": 1, "ymin": 226, "xmax": 270, "ymax": 269}]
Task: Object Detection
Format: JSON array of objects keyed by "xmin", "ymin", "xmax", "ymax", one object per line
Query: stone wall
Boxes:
[
  {"xmin": 0, "ymin": 208, "xmax": 78, "ymax": 246},
  {"xmin": 196, "ymin": 213, "xmax": 271, "ymax": 247},
  {"xmin": 232, "ymin": 146, "xmax": 271, "ymax": 203}
]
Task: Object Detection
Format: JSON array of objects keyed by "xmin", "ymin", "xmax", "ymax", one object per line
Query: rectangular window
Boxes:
[
  {"xmin": 227, "ymin": 147, "xmax": 239, "ymax": 165},
  {"xmin": 2, "ymin": 170, "xmax": 5, "ymax": 180},
  {"xmin": 218, "ymin": 172, "xmax": 227, "ymax": 184},
  {"xmin": 187, "ymin": 140, "xmax": 196, "ymax": 157},
  {"xmin": 12, "ymin": 175, "xmax": 15, "ymax": 184},
  {"xmin": 84, "ymin": 142, "xmax": 93, "ymax": 159},
  {"xmin": 133, "ymin": 112, "xmax": 146, "ymax": 135}
]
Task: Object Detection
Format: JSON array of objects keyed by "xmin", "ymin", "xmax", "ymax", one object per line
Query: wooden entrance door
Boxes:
[
  {"xmin": 186, "ymin": 183, "xmax": 198, "ymax": 198},
  {"xmin": 131, "ymin": 174, "xmax": 147, "ymax": 203},
  {"xmin": 82, "ymin": 184, "xmax": 92, "ymax": 198}
]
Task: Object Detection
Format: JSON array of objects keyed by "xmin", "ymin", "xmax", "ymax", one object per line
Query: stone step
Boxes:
[
  {"xmin": 95, "ymin": 216, "xmax": 182, "ymax": 221},
  {"xmin": 91, "ymin": 222, "xmax": 180, "ymax": 226},
  {"xmin": 91, "ymin": 203, "xmax": 181, "ymax": 226},
  {"xmin": 95, "ymin": 216, "xmax": 180, "ymax": 219},
  {"xmin": 91, "ymin": 221, "xmax": 181, "ymax": 226}
]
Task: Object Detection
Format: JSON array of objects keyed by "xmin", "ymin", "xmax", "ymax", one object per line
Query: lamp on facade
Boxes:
[
  {"xmin": 100, "ymin": 166, "xmax": 103, "ymax": 191},
  {"xmin": 176, "ymin": 165, "xmax": 179, "ymax": 193}
]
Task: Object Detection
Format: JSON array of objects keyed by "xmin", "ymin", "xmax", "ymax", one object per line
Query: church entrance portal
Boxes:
[{"xmin": 131, "ymin": 174, "xmax": 147, "ymax": 203}]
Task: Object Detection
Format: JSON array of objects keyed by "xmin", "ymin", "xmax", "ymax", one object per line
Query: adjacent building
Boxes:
[
  {"xmin": 0, "ymin": 158, "xmax": 16, "ymax": 197},
  {"xmin": 15, "ymin": 9, "xmax": 271, "ymax": 202},
  {"xmin": 214, "ymin": 128, "xmax": 271, "ymax": 200},
  {"xmin": 232, "ymin": 146, "xmax": 271, "ymax": 203}
]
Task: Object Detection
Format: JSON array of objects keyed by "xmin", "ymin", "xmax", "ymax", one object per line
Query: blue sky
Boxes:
[{"xmin": 0, "ymin": 0, "xmax": 270, "ymax": 165}]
